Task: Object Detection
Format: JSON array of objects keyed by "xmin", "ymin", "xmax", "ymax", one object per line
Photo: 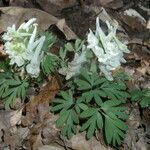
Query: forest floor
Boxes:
[{"xmin": 0, "ymin": 0, "xmax": 150, "ymax": 150}]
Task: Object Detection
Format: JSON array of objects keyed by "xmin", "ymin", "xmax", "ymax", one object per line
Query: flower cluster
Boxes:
[
  {"xmin": 59, "ymin": 49, "xmax": 87, "ymax": 80},
  {"xmin": 2, "ymin": 18, "xmax": 45, "ymax": 77},
  {"xmin": 87, "ymin": 17, "xmax": 130, "ymax": 80}
]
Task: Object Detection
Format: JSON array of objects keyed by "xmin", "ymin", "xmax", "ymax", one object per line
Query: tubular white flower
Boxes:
[
  {"xmin": 26, "ymin": 36, "xmax": 45, "ymax": 77},
  {"xmin": 87, "ymin": 17, "xmax": 130, "ymax": 80},
  {"xmin": 2, "ymin": 18, "xmax": 46, "ymax": 70},
  {"xmin": 59, "ymin": 47, "xmax": 87, "ymax": 80},
  {"xmin": 18, "ymin": 18, "xmax": 37, "ymax": 31},
  {"xmin": 2, "ymin": 18, "xmax": 47, "ymax": 78},
  {"xmin": 5, "ymin": 41, "xmax": 27, "ymax": 66}
]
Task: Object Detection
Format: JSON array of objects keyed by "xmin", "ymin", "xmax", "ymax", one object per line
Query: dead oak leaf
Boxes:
[
  {"xmin": 22, "ymin": 76, "xmax": 60, "ymax": 126},
  {"xmin": 0, "ymin": 7, "xmax": 77, "ymax": 40},
  {"xmin": 0, "ymin": 108, "xmax": 23, "ymax": 132}
]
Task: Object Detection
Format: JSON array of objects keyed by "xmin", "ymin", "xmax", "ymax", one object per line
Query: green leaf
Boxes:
[
  {"xmin": 64, "ymin": 39, "xmax": 84, "ymax": 52},
  {"xmin": 75, "ymin": 39, "xmax": 85, "ymax": 52},
  {"xmin": 104, "ymin": 116, "xmax": 127, "ymax": 145},
  {"xmin": 80, "ymin": 108, "xmax": 96, "ymax": 118},
  {"xmin": 56, "ymin": 110, "xmax": 70, "ymax": 128},
  {"xmin": 51, "ymin": 90, "xmax": 75, "ymax": 114},
  {"xmin": 0, "ymin": 59, "xmax": 10, "ymax": 71},
  {"xmin": 78, "ymin": 103, "xmax": 88, "ymax": 110},
  {"xmin": 61, "ymin": 90, "xmax": 73, "ymax": 101},
  {"xmin": 80, "ymin": 109, "xmax": 103, "ymax": 139},
  {"xmin": 41, "ymin": 31, "xmax": 56, "ymax": 52},
  {"xmin": 140, "ymin": 96, "xmax": 150, "ymax": 107},
  {"xmin": 56, "ymin": 108, "xmax": 79, "ymax": 139},
  {"xmin": 80, "ymin": 69, "xmax": 91, "ymax": 83},
  {"xmin": 130, "ymin": 88, "xmax": 150, "ymax": 107},
  {"xmin": 41, "ymin": 53, "xmax": 58, "ymax": 75},
  {"xmin": 0, "ymin": 74, "xmax": 28, "ymax": 108},
  {"xmin": 80, "ymin": 115, "xmax": 96, "ymax": 132},
  {"xmin": 71, "ymin": 110, "xmax": 79, "ymax": 124},
  {"xmin": 65, "ymin": 43, "xmax": 74, "ymax": 52},
  {"xmin": 59, "ymin": 47, "xmax": 67, "ymax": 61},
  {"xmin": 87, "ymin": 121, "xmax": 96, "ymax": 139},
  {"xmin": 96, "ymin": 112, "xmax": 103, "ymax": 129},
  {"xmin": 74, "ymin": 79, "xmax": 91, "ymax": 90}
]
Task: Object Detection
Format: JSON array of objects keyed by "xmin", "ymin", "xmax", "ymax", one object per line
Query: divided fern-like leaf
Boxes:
[
  {"xmin": 51, "ymin": 90, "xmax": 86, "ymax": 139},
  {"xmin": 51, "ymin": 69, "xmax": 129, "ymax": 146},
  {"xmin": 79, "ymin": 99, "xmax": 128, "ymax": 144},
  {"xmin": 0, "ymin": 73, "xmax": 28, "ymax": 108},
  {"xmin": 41, "ymin": 53, "xmax": 58, "ymax": 75},
  {"xmin": 80, "ymin": 108, "xmax": 103, "ymax": 139},
  {"xmin": 0, "ymin": 59, "xmax": 10, "ymax": 71},
  {"xmin": 74, "ymin": 69, "xmax": 129, "ymax": 104},
  {"xmin": 101, "ymin": 100, "xmax": 128, "ymax": 145},
  {"xmin": 65, "ymin": 39, "xmax": 85, "ymax": 52},
  {"xmin": 41, "ymin": 31, "xmax": 56, "ymax": 52},
  {"xmin": 104, "ymin": 115, "xmax": 127, "ymax": 145},
  {"xmin": 100, "ymin": 80, "xmax": 130, "ymax": 102},
  {"xmin": 131, "ymin": 88, "xmax": 150, "ymax": 107}
]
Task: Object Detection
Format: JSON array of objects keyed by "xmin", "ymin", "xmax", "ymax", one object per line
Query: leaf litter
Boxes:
[{"xmin": 0, "ymin": 0, "xmax": 150, "ymax": 150}]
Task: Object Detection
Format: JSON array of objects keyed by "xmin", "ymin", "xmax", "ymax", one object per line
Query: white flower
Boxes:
[
  {"xmin": 26, "ymin": 36, "xmax": 45, "ymax": 77},
  {"xmin": 5, "ymin": 41, "xmax": 27, "ymax": 66},
  {"xmin": 87, "ymin": 17, "xmax": 130, "ymax": 80},
  {"xmin": 2, "ymin": 18, "xmax": 38, "ymax": 66},
  {"xmin": 59, "ymin": 48, "xmax": 87, "ymax": 80},
  {"xmin": 2, "ymin": 18, "xmax": 46, "ymax": 68},
  {"xmin": 18, "ymin": 18, "xmax": 37, "ymax": 31},
  {"xmin": 2, "ymin": 18, "xmax": 47, "ymax": 78},
  {"xmin": 2, "ymin": 18, "xmax": 35, "ymax": 41}
]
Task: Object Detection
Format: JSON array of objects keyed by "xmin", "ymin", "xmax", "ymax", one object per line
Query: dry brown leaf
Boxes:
[
  {"xmin": 9, "ymin": 0, "xmax": 36, "ymax": 7},
  {"xmin": 56, "ymin": 19, "xmax": 77, "ymax": 40},
  {"xmin": 3, "ymin": 130, "xmax": 16, "ymax": 150},
  {"xmin": 0, "ymin": 109, "xmax": 23, "ymax": 149},
  {"xmin": 0, "ymin": 44, "xmax": 7, "ymax": 59},
  {"xmin": 142, "ymin": 109, "xmax": 150, "ymax": 135},
  {"xmin": 0, "ymin": 7, "xmax": 58, "ymax": 31},
  {"xmin": 146, "ymin": 19, "xmax": 150, "ymax": 29},
  {"xmin": 120, "ymin": 14, "xmax": 145, "ymax": 31},
  {"xmin": 32, "ymin": 132, "xmax": 43, "ymax": 150},
  {"xmin": 124, "ymin": 9, "xmax": 146, "ymax": 25},
  {"xmin": 15, "ymin": 127, "xmax": 30, "ymax": 147},
  {"xmin": 23, "ymin": 113, "xmax": 60, "ymax": 149},
  {"xmin": 99, "ymin": 0, "xmax": 114, "ymax": 6},
  {"xmin": 22, "ymin": 76, "xmax": 60, "ymax": 126},
  {"xmin": 118, "ymin": 10, "xmax": 147, "ymax": 39},
  {"xmin": 36, "ymin": 0, "xmax": 77, "ymax": 16},
  {"xmin": 0, "ymin": 7, "xmax": 77, "ymax": 40},
  {"xmin": 38, "ymin": 145, "xmax": 65, "ymax": 150},
  {"xmin": 100, "ymin": 0, "xmax": 123, "ymax": 9},
  {"xmin": 41, "ymin": 114, "xmax": 59, "ymax": 145},
  {"xmin": 67, "ymin": 132, "xmax": 114, "ymax": 150},
  {"xmin": 0, "ymin": 108, "xmax": 23, "ymax": 131},
  {"xmin": 136, "ymin": 67, "xmax": 146, "ymax": 76}
]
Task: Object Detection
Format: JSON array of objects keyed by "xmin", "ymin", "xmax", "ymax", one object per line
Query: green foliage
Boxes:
[
  {"xmin": 0, "ymin": 59, "xmax": 10, "ymax": 71},
  {"xmin": 58, "ymin": 39, "xmax": 85, "ymax": 68},
  {"xmin": 40, "ymin": 31, "xmax": 59, "ymax": 75},
  {"xmin": 80, "ymin": 107, "xmax": 103, "ymax": 139},
  {"xmin": 51, "ymin": 69, "xmax": 129, "ymax": 146},
  {"xmin": 0, "ymin": 73, "xmax": 28, "ymax": 108},
  {"xmin": 51, "ymin": 90, "xmax": 87, "ymax": 139},
  {"xmin": 58, "ymin": 47, "xmax": 68, "ymax": 69},
  {"xmin": 41, "ymin": 31, "xmax": 56, "ymax": 52},
  {"xmin": 131, "ymin": 88, "xmax": 150, "ymax": 107},
  {"xmin": 41, "ymin": 53, "xmax": 58, "ymax": 75},
  {"xmin": 65, "ymin": 39, "xmax": 85, "ymax": 52},
  {"xmin": 80, "ymin": 100, "xmax": 128, "ymax": 145},
  {"xmin": 74, "ymin": 69, "xmax": 130, "ymax": 104}
]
